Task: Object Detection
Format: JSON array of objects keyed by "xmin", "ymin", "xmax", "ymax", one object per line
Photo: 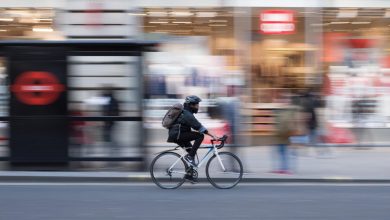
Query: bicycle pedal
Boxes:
[
  {"xmin": 189, "ymin": 179, "xmax": 198, "ymax": 184},
  {"xmin": 185, "ymin": 176, "xmax": 198, "ymax": 184}
]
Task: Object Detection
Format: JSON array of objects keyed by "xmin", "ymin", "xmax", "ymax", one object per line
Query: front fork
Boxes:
[{"xmin": 213, "ymin": 147, "xmax": 226, "ymax": 172}]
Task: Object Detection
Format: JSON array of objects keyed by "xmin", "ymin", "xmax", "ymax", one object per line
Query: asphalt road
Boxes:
[{"xmin": 0, "ymin": 183, "xmax": 390, "ymax": 220}]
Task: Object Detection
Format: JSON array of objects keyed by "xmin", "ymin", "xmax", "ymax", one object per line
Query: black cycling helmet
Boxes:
[{"xmin": 185, "ymin": 95, "xmax": 202, "ymax": 104}]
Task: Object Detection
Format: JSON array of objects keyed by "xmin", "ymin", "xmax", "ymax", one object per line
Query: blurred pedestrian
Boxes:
[
  {"xmin": 101, "ymin": 88, "xmax": 120, "ymax": 155},
  {"xmin": 294, "ymin": 89, "xmax": 330, "ymax": 157},
  {"xmin": 215, "ymin": 96, "xmax": 240, "ymax": 145},
  {"xmin": 272, "ymin": 91, "xmax": 301, "ymax": 174}
]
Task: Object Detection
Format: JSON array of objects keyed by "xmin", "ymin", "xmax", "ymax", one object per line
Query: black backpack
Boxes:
[{"xmin": 162, "ymin": 103, "xmax": 183, "ymax": 129}]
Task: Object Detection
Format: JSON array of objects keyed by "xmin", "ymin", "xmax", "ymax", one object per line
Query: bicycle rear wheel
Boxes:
[
  {"xmin": 150, "ymin": 152, "xmax": 188, "ymax": 189},
  {"xmin": 206, "ymin": 152, "xmax": 243, "ymax": 189}
]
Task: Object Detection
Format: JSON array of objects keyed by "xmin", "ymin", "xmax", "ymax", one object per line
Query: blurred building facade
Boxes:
[{"xmin": 0, "ymin": 0, "xmax": 390, "ymax": 157}]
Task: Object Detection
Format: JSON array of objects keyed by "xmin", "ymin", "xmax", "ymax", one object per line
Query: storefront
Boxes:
[
  {"xmin": 3, "ymin": 2, "xmax": 390, "ymax": 147},
  {"xmin": 141, "ymin": 7, "xmax": 241, "ymax": 77},
  {"xmin": 319, "ymin": 8, "xmax": 390, "ymax": 144},
  {"xmin": 246, "ymin": 7, "xmax": 390, "ymax": 144},
  {"xmin": 140, "ymin": 8, "xmax": 245, "ymax": 146},
  {"xmin": 0, "ymin": 7, "xmax": 59, "ymax": 40},
  {"xmin": 242, "ymin": 8, "xmax": 322, "ymax": 143}
]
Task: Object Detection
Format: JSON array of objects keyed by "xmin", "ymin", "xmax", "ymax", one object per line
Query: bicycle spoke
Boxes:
[
  {"xmin": 150, "ymin": 152, "xmax": 187, "ymax": 189},
  {"xmin": 206, "ymin": 152, "xmax": 243, "ymax": 189},
  {"xmin": 170, "ymin": 171, "xmax": 187, "ymax": 175}
]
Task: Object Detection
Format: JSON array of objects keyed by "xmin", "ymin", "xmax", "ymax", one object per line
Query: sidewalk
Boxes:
[{"xmin": 1, "ymin": 146, "xmax": 390, "ymax": 183}]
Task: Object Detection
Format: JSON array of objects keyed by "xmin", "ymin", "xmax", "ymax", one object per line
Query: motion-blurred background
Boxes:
[{"xmin": 0, "ymin": 0, "xmax": 390, "ymax": 174}]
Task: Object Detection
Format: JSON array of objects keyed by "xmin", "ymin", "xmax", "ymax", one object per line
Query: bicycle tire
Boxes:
[
  {"xmin": 150, "ymin": 152, "xmax": 188, "ymax": 189},
  {"xmin": 206, "ymin": 152, "xmax": 243, "ymax": 189}
]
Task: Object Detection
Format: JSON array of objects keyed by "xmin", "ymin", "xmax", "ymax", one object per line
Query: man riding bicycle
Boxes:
[{"xmin": 167, "ymin": 95, "xmax": 218, "ymax": 166}]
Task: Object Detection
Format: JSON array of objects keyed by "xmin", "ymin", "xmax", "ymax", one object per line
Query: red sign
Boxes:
[
  {"xmin": 11, "ymin": 71, "xmax": 65, "ymax": 105},
  {"xmin": 259, "ymin": 10, "xmax": 296, "ymax": 34}
]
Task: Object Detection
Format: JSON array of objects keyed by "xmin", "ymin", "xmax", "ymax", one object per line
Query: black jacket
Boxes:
[
  {"xmin": 167, "ymin": 107, "xmax": 207, "ymax": 143},
  {"xmin": 293, "ymin": 93, "xmax": 319, "ymax": 130},
  {"xmin": 102, "ymin": 95, "xmax": 119, "ymax": 127}
]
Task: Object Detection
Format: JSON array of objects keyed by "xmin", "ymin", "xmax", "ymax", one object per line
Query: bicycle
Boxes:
[{"xmin": 150, "ymin": 135, "xmax": 243, "ymax": 189}]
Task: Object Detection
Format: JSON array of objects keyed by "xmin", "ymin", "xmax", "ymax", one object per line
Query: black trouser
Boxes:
[{"xmin": 177, "ymin": 132, "xmax": 204, "ymax": 157}]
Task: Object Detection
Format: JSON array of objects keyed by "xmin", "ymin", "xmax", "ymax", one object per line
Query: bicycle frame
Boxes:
[{"xmin": 168, "ymin": 142, "xmax": 226, "ymax": 173}]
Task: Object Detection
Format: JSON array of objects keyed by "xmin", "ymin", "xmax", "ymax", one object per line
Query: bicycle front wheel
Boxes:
[
  {"xmin": 150, "ymin": 152, "xmax": 188, "ymax": 189},
  {"xmin": 206, "ymin": 152, "xmax": 243, "ymax": 189}
]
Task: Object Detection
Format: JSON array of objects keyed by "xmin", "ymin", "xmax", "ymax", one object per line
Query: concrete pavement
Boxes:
[{"xmin": 0, "ymin": 145, "xmax": 390, "ymax": 182}]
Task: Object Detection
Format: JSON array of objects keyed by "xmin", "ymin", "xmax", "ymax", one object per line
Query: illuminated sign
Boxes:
[
  {"xmin": 259, "ymin": 10, "xmax": 296, "ymax": 34},
  {"xmin": 11, "ymin": 71, "xmax": 65, "ymax": 105}
]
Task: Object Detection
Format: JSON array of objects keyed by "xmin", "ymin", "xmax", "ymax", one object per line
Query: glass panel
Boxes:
[
  {"xmin": 0, "ymin": 58, "xmax": 9, "ymax": 160},
  {"xmin": 68, "ymin": 56, "xmax": 142, "ymax": 158}
]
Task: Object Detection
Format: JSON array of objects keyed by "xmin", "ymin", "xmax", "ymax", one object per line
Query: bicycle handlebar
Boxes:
[{"xmin": 211, "ymin": 135, "xmax": 228, "ymax": 149}]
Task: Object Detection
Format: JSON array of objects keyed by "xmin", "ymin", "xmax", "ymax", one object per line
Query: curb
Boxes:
[{"xmin": 1, "ymin": 175, "xmax": 390, "ymax": 183}]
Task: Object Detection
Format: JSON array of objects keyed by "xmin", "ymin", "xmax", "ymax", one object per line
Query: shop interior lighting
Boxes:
[
  {"xmin": 7, "ymin": 10, "xmax": 32, "ymax": 17},
  {"xmin": 196, "ymin": 12, "xmax": 217, "ymax": 17},
  {"xmin": 170, "ymin": 11, "xmax": 193, "ymax": 17},
  {"xmin": 33, "ymin": 18, "xmax": 52, "ymax": 22},
  {"xmin": 351, "ymin": 21, "xmax": 371, "ymax": 24},
  {"xmin": 32, "ymin": 27, "xmax": 53, "ymax": 32},
  {"xmin": 337, "ymin": 9, "xmax": 357, "ymax": 18},
  {"xmin": 0, "ymin": 18, "xmax": 14, "ymax": 22},
  {"xmin": 148, "ymin": 11, "xmax": 167, "ymax": 17},
  {"xmin": 149, "ymin": 21, "xmax": 169, "ymax": 24},
  {"xmin": 330, "ymin": 21, "xmax": 350, "ymax": 24},
  {"xmin": 128, "ymin": 13, "xmax": 147, "ymax": 16},
  {"xmin": 172, "ymin": 21, "xmax": 192, "ymax": 24}
]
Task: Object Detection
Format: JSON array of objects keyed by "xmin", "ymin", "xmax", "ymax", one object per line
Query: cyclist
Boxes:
[{"xmin": 167, "ymin": 95, "xmax": 218, "ymax": 166}]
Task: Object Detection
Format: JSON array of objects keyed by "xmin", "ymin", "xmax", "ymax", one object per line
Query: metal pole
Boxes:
[{"xmin": 137, "ymin": 54, "xmax": 148, "ymax": 171}]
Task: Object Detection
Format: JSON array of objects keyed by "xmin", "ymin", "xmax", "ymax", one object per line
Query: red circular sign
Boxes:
[{"xmin": 11, "ymin": 71, "xmax": 65, "ymax": 105}]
